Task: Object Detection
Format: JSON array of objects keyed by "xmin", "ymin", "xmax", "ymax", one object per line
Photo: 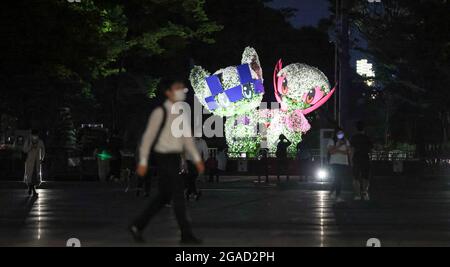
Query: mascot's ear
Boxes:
[
  {"xmin": 189, "ymin": 65, "xmax": 210, "ymax": 95},
  {"xmin": 273, "ymin": 59, "xmax": 283, "ymax": 93},
  {"xmin": 189, "ymin": 65, "xmax": 212, "ymax": 109},
  {"xmin": 241, "ymin": 47, "xmax": 263, "ymax": 81},
  {"xmin": 273, "ymin": 59, "xmax": 287, "ymax": 111}
]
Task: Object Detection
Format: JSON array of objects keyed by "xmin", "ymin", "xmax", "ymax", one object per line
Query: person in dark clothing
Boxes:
[
  {"xmin": 129, "ymin": 78, "xmax": 205, "ymax": 245},
  {"xmin": 350, "ymin": 121, "xmax": 373, "ymax": 201},
  {"xmin": 328, "ymin": 128, "xmax": 351, "ymax": 203},
  {"xmin": 276, "ymin": 134, "xmax": 292, "ymax": 181},
  {"xmin": 206, "ymin": 154, "xmax": 219, "ymax": 183},
  {"xmin": 297, "ymin": 142, "xmax": 312, "ymax": 181},
  {"xmin": 23, "ymin": 130, "xmax": 45, "ymax": 197},
  {"xmin": 109, "ymin": 130, "xmax": 123, "ymax": 181},
  {"xmin": 257, "ymin": 148, "xmax": 269, "ymax": 183}
]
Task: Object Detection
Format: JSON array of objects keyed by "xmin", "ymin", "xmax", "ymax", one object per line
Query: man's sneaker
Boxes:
[
  {"xmin": 180, "ymin": 235, "xmax": 203, "ymax": 245},
  {"xmin": 128, "ymin": 225, "xmax": 145, "ymax": 243},
  {"xmin": 335, "ymin": 197, "xmax": 345, "ymax": 203},
  {"xmin": 354, "ymin": 196, "xmax": 362, "ymax": 201}
]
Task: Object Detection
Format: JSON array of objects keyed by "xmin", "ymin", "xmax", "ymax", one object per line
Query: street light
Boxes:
[{"xmin": 356, "ymin": 59, "xmax": 376, "ymax": 87}]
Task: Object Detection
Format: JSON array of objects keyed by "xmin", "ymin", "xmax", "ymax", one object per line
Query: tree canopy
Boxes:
[
  {"xmin": 1, "ymin": 0, "xmax": 336, "ymax": 144},
  {"xmin": 0, "ymin": 0, "xmax": 221, "ymax": 129},
  {"xmin": 328, "ymin": 0, "xmax": 450, "ymax": 144}
]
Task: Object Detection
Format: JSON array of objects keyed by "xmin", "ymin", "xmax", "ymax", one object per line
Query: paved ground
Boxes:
[{"xmin": 1, "ymin": 175, "xmax": 450, "ymax": 247}]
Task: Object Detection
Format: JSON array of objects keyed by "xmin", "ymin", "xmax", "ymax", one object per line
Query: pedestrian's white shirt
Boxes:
[
  {"xmin": 139, "ymin": 100, "xmax": 201, "ymax": 166},
  {"xmin": 186, "ymin": 138, "xmax": 209, "ymax": 162},
  {"xmin": 327, "ymin": 139, "xmax": 350, "ymax": 165}
]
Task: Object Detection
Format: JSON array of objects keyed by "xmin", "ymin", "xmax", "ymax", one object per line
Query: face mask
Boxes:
[
  {"xmin": 174, "ymin": 90, "xmax": 187, "ymax": 102},
  {"xmin": 337, "ymin": 133, "xmax": 345, "ymax": 140}
]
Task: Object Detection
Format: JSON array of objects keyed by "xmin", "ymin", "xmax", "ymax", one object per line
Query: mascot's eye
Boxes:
[
  {"xmin": 250, "ymin": 57, "xmax": 263, "ymax": 80},
  {"xmin": 251, "ymin": 61, "xmax": 260, "ymax": 72},
  {"xmin": 303, "ymin": 86, "xmax": 325, "ymax": 105},
  {"xmin": 306, "ymin": 89, "xmax": 316, "ymax": 104},
  {"xmin": 217, "ymin": 73, "xmax": 224, "ymax": 86},
  {"xmin": 282, "ymin": 79, "xmax": 289, "ymax": 95}
]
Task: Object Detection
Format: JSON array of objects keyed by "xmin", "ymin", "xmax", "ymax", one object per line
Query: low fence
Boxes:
[
  {"xmin": 1, "ymin": 148, "xmax": 450, "ymax": 181},
  {"xmin": 223, "ymin": 149, "xmax": 449, "ymax": 177}
]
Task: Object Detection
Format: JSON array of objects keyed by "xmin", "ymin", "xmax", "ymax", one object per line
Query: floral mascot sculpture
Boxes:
[
  {"xmin": 190, "ymin": 47, "xmax": 335, "ymax": 158},
  {"xmin": 260, "ymin": 60, "xmax": 336, "ymax": 156},
  {"xmin": 190, "ymin": 47, "xmax": 265, "ymax": 157}
]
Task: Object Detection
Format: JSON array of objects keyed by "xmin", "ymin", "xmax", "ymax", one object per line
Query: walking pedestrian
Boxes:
[
  {"xmin": 23, "ymin": 130, "xmax": 45, "ymax": 197},
  {"xmin": 328, "ymin": 128, "xmax": 351, "ymax": 203},
  {"xmin": 129, "ymin": 77, "xmax": 205, "ymax": 244}
]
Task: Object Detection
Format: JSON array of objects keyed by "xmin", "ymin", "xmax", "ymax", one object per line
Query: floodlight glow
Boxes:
[
  {"xmin": 356, "ymin": 59, "xmax": 376, "ymax": 87},
  {"xmin": 356, "ymin": 59, "xmax": 375, "ymax": 78},
  {"xmin": 316, "ymin": 168, "xmax": 329, "ymax": 180}
]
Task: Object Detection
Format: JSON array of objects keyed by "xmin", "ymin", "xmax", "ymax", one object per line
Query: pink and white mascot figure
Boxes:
[{"xmin": 261, "ymin": 60, "xmax": 336, "ymax": 155}]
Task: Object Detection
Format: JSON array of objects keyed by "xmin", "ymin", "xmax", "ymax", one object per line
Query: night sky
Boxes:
[
  {"xmin": 267, "ymin": 0, "xmax": 331, "ymax": 27},
  {"xmin": 269, "ymin": 0, "xmax": 363, "ymax": 66}
]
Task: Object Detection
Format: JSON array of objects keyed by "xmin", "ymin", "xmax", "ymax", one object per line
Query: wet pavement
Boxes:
[{"xmin": 1, "ymin": 176, "xmax": 450, "ymax": 247}]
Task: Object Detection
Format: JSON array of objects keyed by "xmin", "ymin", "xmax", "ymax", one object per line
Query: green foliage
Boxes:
[
  {"xmin": 50, "ymin": 108, "xmax": 77, "ymax": 151},
  {"xmin": 191, "ymin": 0, "xmax": 335, "ymax": 79},
  {"xmin": 144, "ymin": 77, "xmax": 160, "ymax": 99},
  {"xmin": 328, "ymin": 0, "xmax": 450, "ymax": 143},
  {"xmin": 1, "ymin": 0, "xmax": 221, "ymax": 129}
]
